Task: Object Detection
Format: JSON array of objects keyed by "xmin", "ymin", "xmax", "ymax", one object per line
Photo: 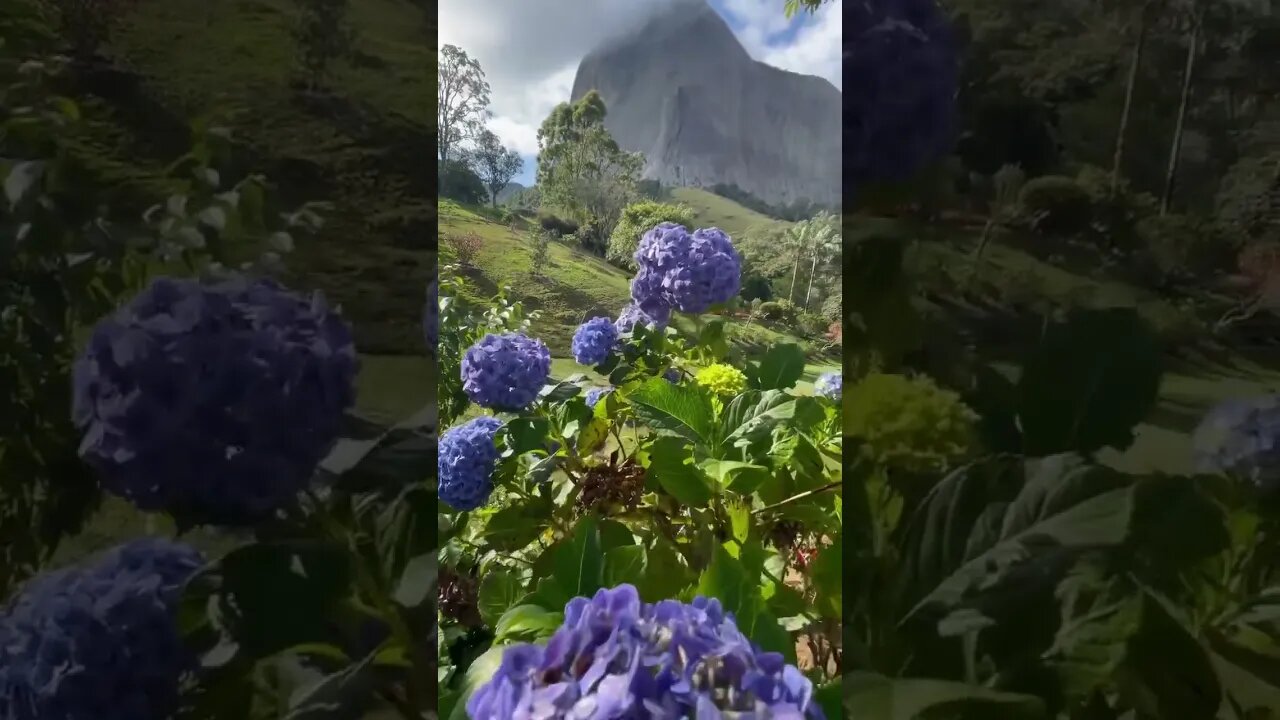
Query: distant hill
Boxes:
[
  {"xmin": 495, "ymin": 181, "xmax": 525, "ymax": 204},
  {"xmin": 571, "ymin": 0, "xmax": 840, "ymax": 208}
]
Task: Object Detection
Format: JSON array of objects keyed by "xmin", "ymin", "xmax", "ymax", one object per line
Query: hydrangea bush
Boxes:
[
  {"xmin": 434, "ymin": 222, "xmax": 843, "ymax": 720},
  {"xmin": 840, "ymin": 1, "xmax": 1280, "ymax": 716}
]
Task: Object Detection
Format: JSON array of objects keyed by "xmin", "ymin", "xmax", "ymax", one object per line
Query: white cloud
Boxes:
[
  {"xmin": 717, "ymin": 0, "xmax": 843, "ymax": 90},
  {"xmin": 438, "ymin": 0, "xmax": 841, "ymax": 173}
]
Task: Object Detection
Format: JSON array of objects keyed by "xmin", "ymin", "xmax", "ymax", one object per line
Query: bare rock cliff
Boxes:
[{"xmin": 570, "ymin": 0, "xmax": 840, "ymax": 208}]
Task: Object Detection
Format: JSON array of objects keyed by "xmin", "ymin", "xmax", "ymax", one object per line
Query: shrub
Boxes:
[
  {"xmin": 439, "ymin": 159, "xmax": 487, "ymax": 205},
  {"xmin": 740, "ymin": 273, "xmax": 773, "ymax": 302},
  {"xmin": 1133, "ymin": 213, "xmax": 1237, "ymax": 285},
  {"xmin": 529, "ymin": 228, "xmax": 552, "ymax": 276},
  {"xmin": 445, "ymin": 231, "xmax": 483, "ymax": 267},
  {"xmin": 1015, "ymin": 175, "xmax": 1093, "ymax": 237},
  {"xmin": 538, "ymin": 212, "xmax": 579, "ymax": 237},
  {"xmin": 52, "ymin": 0, "xmax": 139, "ymax": 61},
  {"xmin": 797, "ymin": 310, "xmax": 829, "ymax": 338},
  {"xmin": 846, "ymin": 371, "xmax": 979, "ymax": 477},
  {"xmin": 758, "ymin": 301, "xmax": 785, "ymax": 320},
  {"xmin": 1074, "ymin": 165, "xmax": 1157, "ymax": 249},
  {"xmin": 291, "ymin": 0, "xmax": 355, "ymax": 89},
  {"xmin": 606, "ymin": 200, "xmax": 695, "ymax": 270}
]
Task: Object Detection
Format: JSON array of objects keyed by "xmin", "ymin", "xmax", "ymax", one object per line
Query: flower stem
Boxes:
[{"xmin": 750, "ymin": 480, "xmax": 842, "ymax": 516}]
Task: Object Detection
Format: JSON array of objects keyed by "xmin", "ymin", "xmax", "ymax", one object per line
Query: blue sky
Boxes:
[{"xmin": 439, "ymin": 0, "xmax": 842, "ymax": 187}]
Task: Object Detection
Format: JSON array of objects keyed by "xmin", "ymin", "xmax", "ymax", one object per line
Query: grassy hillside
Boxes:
[
  {"xmin": 668, "ymin": 187, "xmax": 793, "ymax": 239},
  {"xmin": 439, "ymin": 199, "xmax": 828, "ymax": 358},
  {"xmin": 878, "ymin": 216, "xmax": 1280, "ymax": 476},
  {"xmin": 59, "ymin": 0, "xmax": 437, "ymax": 356}
]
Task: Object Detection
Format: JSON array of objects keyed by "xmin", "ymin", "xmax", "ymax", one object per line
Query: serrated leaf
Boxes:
[
  {"xmin": 553, "ymin": 516, "xmax": 604, "ymax": 598},
  {"xmin": 478, "ymin": 569, "xmax": 522, "ymax": 628},
  {"xmin": 629, "ymin": 378, "xmax": 716, "ymax": 446},
  {"xmin": 647, "ymin": 436, "xmax": 715, "ymax": 506},
  {"xmin": 844, "ymin": 672, "xmax": 1046, "ymax": 719},
  {"xmin": 749, "ymin": 343, "xmax": 806, "ymax": 390}
]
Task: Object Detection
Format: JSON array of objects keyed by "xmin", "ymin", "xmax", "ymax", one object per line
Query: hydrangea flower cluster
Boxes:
[
  {"xmin": 695, "ymin": 363, "xmax": 747, "ymax": 398},
  {"xmin": 438, "ymin": 416, "xmax": 506, "ymax": 510},
  {"xmin": 847, "ymin": 0, "xmax": 958, "ymax": 195},
  {"xmin": 71, "ymin": 274, "xmax": 359, "ymax": 526},
  {"xmin": 424, "ymin": 277, "xmax": 439, "ymax": 354},
  {"xmin": 466, "ymin": 584, "xmax": 824, "ymax": 719},
  {"xmin": 815, "ymin": 372, "xmax": 843, "ymax": 401},
  {"xmin": 615, "ymin": 302, "xmax": 669, "ymax": 333},
  {"xmin": 1192, "ymin": 394, "xmax": 1280, "ymax": 492},
  {"xmin": 631, "ymin": 223, "xmax": 742, "ymax": 316},
  {"xmin": 461, "ymin": 333, "xmax": 552, "ymax": 412},
  {"xmin": 0, "ymin": 538, "xmax": 204, "ymax": 720},
  {"xmin": 585, "ymin": 387, "xmax": 611, "ymax": 409},
  {"xmin": 572, "ymin": 317, "xmax": 618, "ymax": 367}
]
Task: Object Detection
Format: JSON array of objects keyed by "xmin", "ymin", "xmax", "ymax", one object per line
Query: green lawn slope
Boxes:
[
  {"xmin": 667, "ymin": 187, "xmax": 793, "ymax": 239},
  {"xmin": 439, "ymin": 199, "xmax": 829, "ymax": 359}
]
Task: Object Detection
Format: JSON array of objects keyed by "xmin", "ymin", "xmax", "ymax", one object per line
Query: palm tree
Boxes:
[
  {"xmin": 786, "ymin": 215, "xmax": 833, "ymax": 305},
  {"xmin": 804, "ymin": 214, "xmax": 840, "ymax": 311}
]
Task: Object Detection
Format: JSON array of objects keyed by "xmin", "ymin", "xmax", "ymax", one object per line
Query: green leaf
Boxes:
[
  {"xmin": 637, "ymin": 536, "xmax": 694, "ymax": 602},
  {"xmin": 604, "ymin": 545, "xmax": 648, "ymax": 587},
  {"xmin": 540, "ymin": 380, "xmax": 583, "ymax": 403},
  {"xmin": 814, "ymin": 681, "xmax": 842, "ymax": 720},
  {"xmin": 647, "ymin": 436, "xmax": 715, "ymax": 506},
  {"xmin": 494, "ymin": 605, "xmax": 564, "ymax": 644},
  {"xmin": 722, "ymin": 391, "xmax": 797, "ymax": 449},
  {"xmin": 629, "ymin": 377, "xmax": 717, "ymax": 446},
  {"xmin": 810, "ymin": 535, "xmax": 842, "ymax": 620},
  {"xmin": 697, "ymin": 319, "xmax": 729, "ymax": 361},
  {"xmin": 574, "ymin": 415, "xmax": 610, "ymax": 456},
  {"xmin": 1016, "ymin": 308, "xmax": 1163, "ymax": 455},
  {"xmin": 1121, "ymin": 590, "xmax": 1222, "ymax": 719},
  {"xmin": 845, "ymin": 672, "xmax": 1046, "ymax": 719},
  {"xmin": 700, "ymin": 460, "xmax": 772, "ymax": 495},
  {"xmin": 391, "ymin": 553, "xmax": 437, "ymax": 609},
  {"xmin": 482, "ymin": 499, "xmax": 552, "ymax": 552},
  {"xmin": 375, "ymin": 485, "xmax": 437, "ymax": 586},
  {"xmin": 748, "ymin": 343, "xmax": 806, "ymax": 390},
  {"xmin": 697, "ymin": 544, "xmax": 757, "ymax": 625},
  {"xmin": 897, "ymin": 455, "xmax": 1134, "ymax": 625},
  {"xmin": 498, "ymin": 418, "xmax": 552, "ymax": 458},
  {"xmin": 283, "ymin": 651, "xmax": 376, "ymax": 720},
  {"xmin": 478, "ymin": 569, "xmax": 523, "ymax": 628},
  {"xmin": 447, "ymin": 646, "xmax": 505, "ymax": 720},
  {"xmin": 553, "ymin": 516, "xmax": 605, "ymax": 598},
  {"xmin": 197, "ymin": 541, "xmax": 354, "ymax": 660}
]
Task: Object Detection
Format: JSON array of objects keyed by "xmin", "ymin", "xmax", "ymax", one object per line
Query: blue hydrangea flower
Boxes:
[
  {"xmin": 847, "ymin": 0, "xmax": 958, "ymax": 196},
  {"xmin": 632, "ymin": 223, "xmax": 742, "ymax": 315},
  {"xmin": 461, "ymin": 333, "xmax": 552, "ymax": 411},
  {"xmin": 1192, "ymin": 395, "xmax": 1280, "ymax": 491},
  {"xmin": 0, "ymin": 538, "xmax": 204, "ymax": 720},
  {"xmin": 439, "ymin": 416, "xmax": 505, "ymax": 510},
  {"xmin": 584, "ymin": 387, "xmax": 611, "ymax": 409},
  {"xmin": 466, "ymin": 584, "xmax": 824, "ymax": 719},
  {"xmin": 814, "ymin": 372, "xmax": 842, "ymax": 401},
  {"xmin": 424, "ymin": 277, "xmax": 439, "ymax": 355},
  {"xmin": 572, "ymin": 317, "xmax": 618, "ymax": 367},
  {"xmin": 71, "ymin": 275, "xmax": 359, "ymax": 526},
  {"xmin": 615, "ymin": 302, "xmax": 669, "ymax": 334}
]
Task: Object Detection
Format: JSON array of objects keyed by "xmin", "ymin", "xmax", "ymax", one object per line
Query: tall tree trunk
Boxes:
[
  {"xmin": 1161, "ymin": 14, "xmax": 1200, "ymax": 216},
  {"xmin": 804, "ymin": 251, "xmax": 820, "ymax": 310},
  {"xmin": 1111, "ymin": 2, "xmax": 1151, "ymax": 197},
  {"xmin": 788, "ymin": 243, "xmax": 803, "ymax": 305}
]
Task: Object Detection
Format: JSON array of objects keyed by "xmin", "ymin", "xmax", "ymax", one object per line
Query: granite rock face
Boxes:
[{"xmin": 570, "ymin": 0, "xmax": 840, "ymax": 208}]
